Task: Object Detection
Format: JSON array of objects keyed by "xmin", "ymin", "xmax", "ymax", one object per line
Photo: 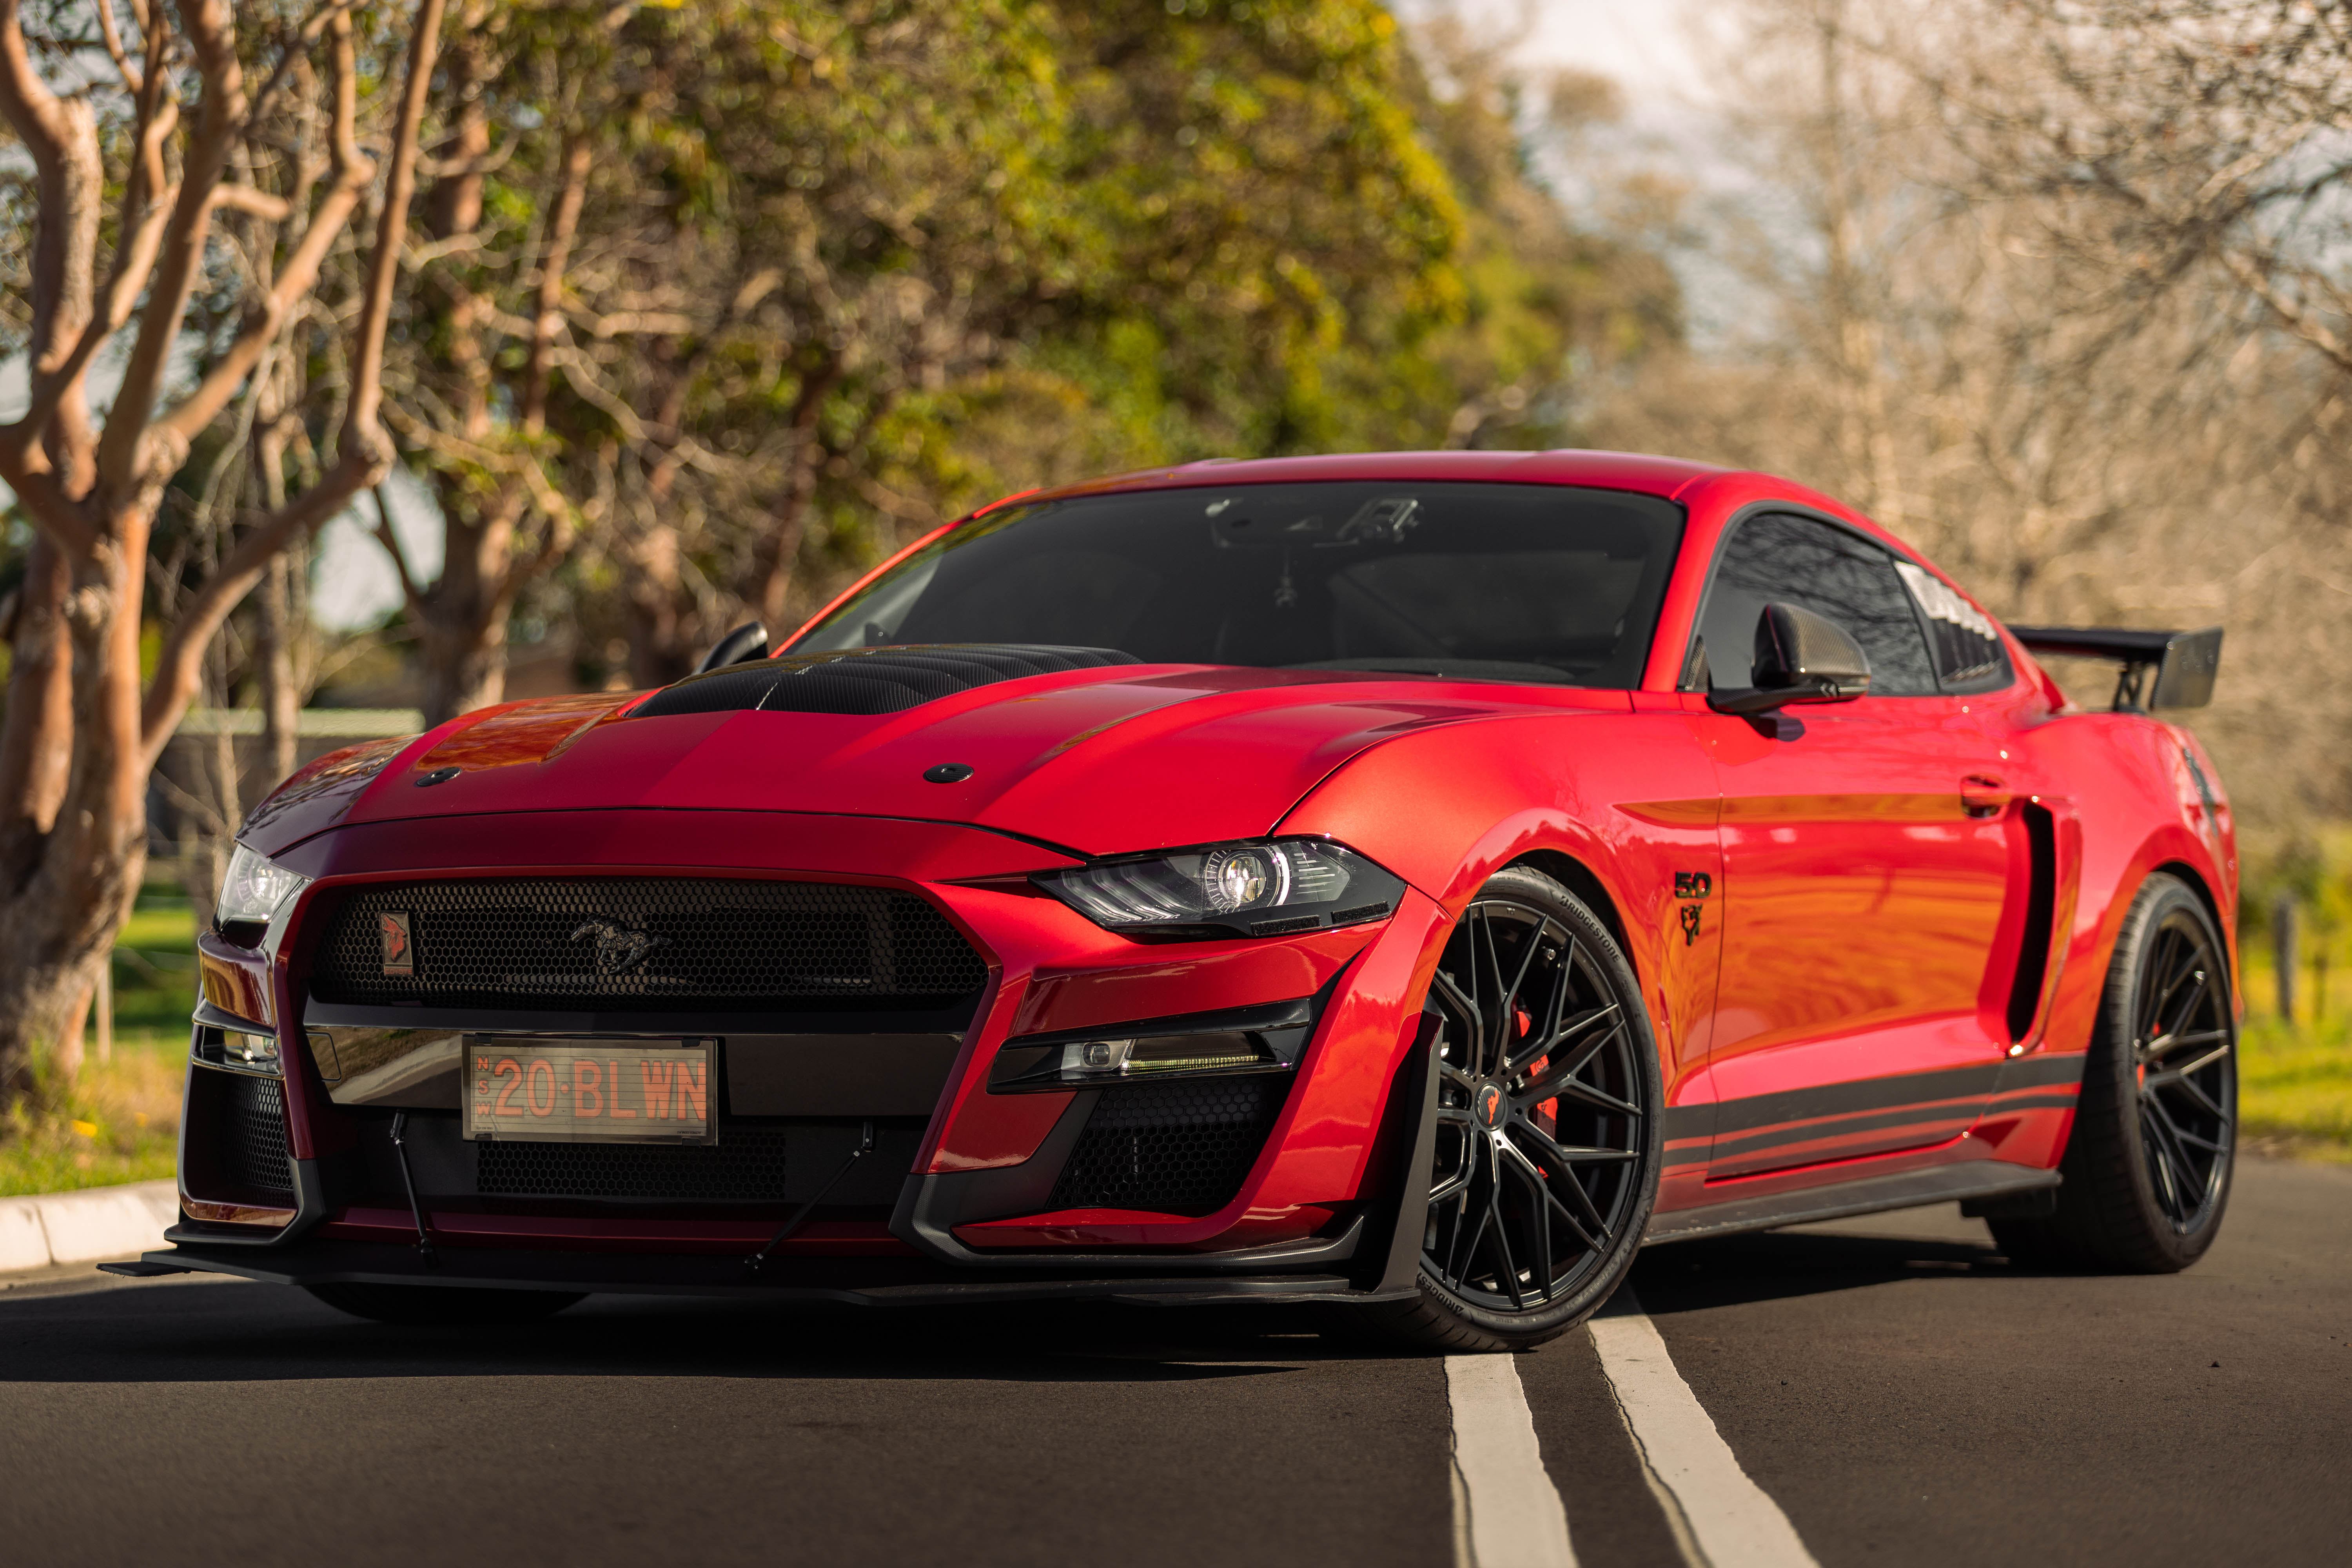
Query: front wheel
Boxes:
[
  {"xmin": 1991, "ymin": 872, "xmax": 2236, "ymax": 1272},
  {"xmin": 1345, "ymin": 866, "xmax": 1662, "ymax": 1353}
]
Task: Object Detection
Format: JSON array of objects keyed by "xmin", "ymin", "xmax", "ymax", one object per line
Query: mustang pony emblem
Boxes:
[
  {"xmin": 570, "ymin": 920, "xmax": 664, "ymax": 977},
  {"xmin": 378, "ymin": 911, "xmax": 413, "ymax": 976}
]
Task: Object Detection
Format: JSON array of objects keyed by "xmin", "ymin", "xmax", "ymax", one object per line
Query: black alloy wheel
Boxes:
[
  {"xmin": 1348, "ymin": 865, "xmax": 1661, "ymax": 1352},
  {"xmin": 2129, "ymin": 900, "xmax": 2236, "ymax": 1230},
  {"xmin": 1993, "ymin": 872, "xmax": 2236, "ymax": 1272}
]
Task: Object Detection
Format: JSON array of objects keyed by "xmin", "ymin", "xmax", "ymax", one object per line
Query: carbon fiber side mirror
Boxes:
[{"xmin": 1708, "ymin": 602, "xmax": 1871, "ymax": 716}]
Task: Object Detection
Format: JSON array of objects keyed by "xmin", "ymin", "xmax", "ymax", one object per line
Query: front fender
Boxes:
[{"xmin": 1276, "ymin": 709, "xmax": 1725, "ymax": 1118}]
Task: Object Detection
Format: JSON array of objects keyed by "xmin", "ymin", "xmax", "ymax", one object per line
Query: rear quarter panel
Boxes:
[{"xmin": 1980, "ymin": 680, "xmax": 2239, "ymax": 1166}]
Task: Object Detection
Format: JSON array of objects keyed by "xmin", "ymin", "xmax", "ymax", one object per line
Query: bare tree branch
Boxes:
[
  {"xmin": 521, "ymin": 133, "xmax": 592, "ymax": 435},
  {"xmin": 93, "ymin": 0, "xmax": 249, "ymax": 492},
  {"xmin": 94, "ymin": 0, "xmax": 140, "ymax": 94},
  {"xmin": 140, "ymin": 0, "xmax": 450, "ymax": 760},
  {"xmin": 370, "ymin": 485, "xmax": 430, "ymax": 617},
  {"xmin": 160, "ymin": 18, "xmax": 376, "ymax": 443}
]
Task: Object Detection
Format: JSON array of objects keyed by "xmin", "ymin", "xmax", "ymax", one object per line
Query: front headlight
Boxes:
[
  {"xmin": 216, "ymin": 843, "xmax": 310, "ymax": 933},
  {"xmin": 1034, "ymin": 838, "xmax": 1404, "ymax": 938}
]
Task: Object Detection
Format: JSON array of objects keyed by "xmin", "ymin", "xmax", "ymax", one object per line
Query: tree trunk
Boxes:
[
  {"xmin": 421, "ymin": 623, "xmax": 510, "ymax": 726},
  {"xmin": 415, "ymin": 505, "xmax": 518, "ymax": 725},
  {"xmin": 0, "ymin": 0, "xmax": 449, "ymax": 1100},
  {"xmin": 258, "ymin": 552, "xmax": 300, "ymax": 788},
  {"xmin": 624, "ymin": 523, "xmax": 697, "ymax": 689},
  {"xmin": 0, "ymin": 532, "xmax": 74, "ymax": 890}
]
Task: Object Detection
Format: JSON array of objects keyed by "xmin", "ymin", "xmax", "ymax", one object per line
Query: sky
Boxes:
[{"xmin": 1512, "ymin": 0, "xmax": 1709, "ymax": 100}]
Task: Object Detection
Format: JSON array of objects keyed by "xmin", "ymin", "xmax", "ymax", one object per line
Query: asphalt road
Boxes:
[{"xmin": 1, "ymin": 1156, "xmax": 2344, "ymax": 1568}]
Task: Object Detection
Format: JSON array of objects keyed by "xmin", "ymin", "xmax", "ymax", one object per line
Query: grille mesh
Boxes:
[
  {"xmin": 219, "ymin": 1075, "xmax": 294, "ymax": 1198},
  {"xmin": 1048, "ymin": 1077, "xmax": 1288, "ymax": 1217},
  {"xmin": 310, "ymin": 878, "xmax": 986, "ymax": 1012},
  {"xmin": 477, "ymin": 1129, "xmax": 791, "ymax": 1201}
]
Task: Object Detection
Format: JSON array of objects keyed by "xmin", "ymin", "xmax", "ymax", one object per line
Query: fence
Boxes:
[{"xmin": 83, "ymin": 708, "xmax": 425, "ymax": 1064}]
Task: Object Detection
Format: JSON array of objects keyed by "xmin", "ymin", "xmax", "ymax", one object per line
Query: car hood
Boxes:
[{"xmin": 251, "ymin": 665, "xmax": 1619, "ymax": 861}]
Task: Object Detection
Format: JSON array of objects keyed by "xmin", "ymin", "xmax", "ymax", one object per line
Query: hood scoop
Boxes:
[{"xmin": 632, "ymin": 643, "xmax": 1140, "ymax": 719}]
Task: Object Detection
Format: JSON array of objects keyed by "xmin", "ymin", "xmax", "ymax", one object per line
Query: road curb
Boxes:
[{"xmin": 0, "ymin": 1181, "xmax": 178, "ymax": 1272}]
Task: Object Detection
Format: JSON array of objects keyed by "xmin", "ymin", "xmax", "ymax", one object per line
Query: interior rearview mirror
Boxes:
[{"xmin": 1708, "ymin": 603, "xmax": 1871, "ymax": 716}]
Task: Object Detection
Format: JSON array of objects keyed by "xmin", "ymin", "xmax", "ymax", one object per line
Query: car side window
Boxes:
[
  {"xmin": 1891, "ymin": 560, "xmax": 2011, "ymax": 689},
  {"xmin": 1692, "ymin": 512, "xmax": 1939, "ymax": 696}
]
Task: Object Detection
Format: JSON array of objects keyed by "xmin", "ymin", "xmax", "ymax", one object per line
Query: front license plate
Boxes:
[{"xmin": 466, "ymin": 1038, "xmax": 715, "ymax": 1145}]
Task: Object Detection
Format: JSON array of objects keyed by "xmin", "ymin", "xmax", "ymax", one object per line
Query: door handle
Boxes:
[{"xmin": 1962, "ymin": 775, "xmax": 2009, "ymax": 819}]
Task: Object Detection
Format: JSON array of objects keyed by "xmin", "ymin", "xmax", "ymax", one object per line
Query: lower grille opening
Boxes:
[
  {"xmin": 461, "ymin": 1121, "xmax": 923, "ymax": 1205},
  {"xmin": 478, "ymin": 1130, "xmax": 792, "ymax": 1202},
  {"xmin": 218, "ymin": 1075, "xmax": 295, "ymax": 1200},
  {"xmin": 1047, "ymin": 1077, "xmax": 1289, "ymax": 1217}
]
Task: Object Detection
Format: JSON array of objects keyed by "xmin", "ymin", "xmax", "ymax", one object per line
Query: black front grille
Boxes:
[
  {"xmin": 478, "ymin": 1129, "xmax": 791, "ymax": 1201},
  {"xmin": 219, "ymin": 1075, "xmax": 294, "ymax": 1198},
  {"xmin": 310, "ymin": 878, "xmax": 987, "ymax": 1013},
  {"xmin": 1048, "ymin": 1077, "xmax": 1289, "ymax": 1217}
]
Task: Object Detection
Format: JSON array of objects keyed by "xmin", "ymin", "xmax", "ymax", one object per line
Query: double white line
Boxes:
[{"xmin": 1447, "ymin": 1292, "xmax": 1819, "ymax": 1568}]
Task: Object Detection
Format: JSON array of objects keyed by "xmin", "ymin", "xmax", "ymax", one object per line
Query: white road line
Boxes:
[
  {"xmin": 1588, "ymin": 1292, "xmax": 1821, "ymax": 1568},
  {"xmin": 1446, "ymin": 1352, "xmax": 1577, "ymax": 1568}
]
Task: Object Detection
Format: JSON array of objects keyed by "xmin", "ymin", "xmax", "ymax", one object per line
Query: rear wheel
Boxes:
[
  {"xmin": 304, "ymin": 1282, "xmax": 586, "ymax": 1324},
  {"xmin": 1346, "ymin": 866, "xmax": 1662, "ymax": 1352},
  {"xmin": 1991, "ymin": 872, "xmax": 2235, "ymax": 1272}
]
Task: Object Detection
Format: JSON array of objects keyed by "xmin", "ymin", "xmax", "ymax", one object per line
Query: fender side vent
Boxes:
[{"xmin": 2006, "ymin": 804, "xmax": 2058, "ymax": 1043}]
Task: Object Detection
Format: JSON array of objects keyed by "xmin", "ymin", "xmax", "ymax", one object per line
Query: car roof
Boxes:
[{"xmin": 997, "ymin": 448, "xmax": 1732, "ymax": 509}]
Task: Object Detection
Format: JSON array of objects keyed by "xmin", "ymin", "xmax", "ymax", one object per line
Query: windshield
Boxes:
[{"xmin": 793, "ymin": 481, "xmax": 1685, "ymax": 687}]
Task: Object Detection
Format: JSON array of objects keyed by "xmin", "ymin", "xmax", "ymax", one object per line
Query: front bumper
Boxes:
[{"xmin": 170, "ymin": 808, "xmax": 1450, "ymax": 1294}]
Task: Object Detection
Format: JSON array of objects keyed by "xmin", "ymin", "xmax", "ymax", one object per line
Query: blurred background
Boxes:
[{"xmin": 4, "ymin": 0, "xmax": 2348, "ymax": 1181}]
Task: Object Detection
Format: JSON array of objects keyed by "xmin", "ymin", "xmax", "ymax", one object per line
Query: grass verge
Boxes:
[
  {"xmin": 2239, "ymin": 1014, "xmax": 2352, "ymax": 1163},
  {"xmin": 0, "ymin": 1044, "xmax": 184, "ymax": 1196},
  {"xmin": 0, "ymin": 887, "xmax": 194, "ymax": 1197}
]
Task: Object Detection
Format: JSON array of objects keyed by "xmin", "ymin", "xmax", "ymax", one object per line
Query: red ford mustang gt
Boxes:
[{"xmin": 130, "ymin": 450, "xmax": 2237, "ymax": 1350}]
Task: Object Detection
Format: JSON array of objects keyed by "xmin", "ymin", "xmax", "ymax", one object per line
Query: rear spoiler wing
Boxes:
[{"xmin": 2005, "ymin": 625, "xmax": 2222, "ymax": 712}]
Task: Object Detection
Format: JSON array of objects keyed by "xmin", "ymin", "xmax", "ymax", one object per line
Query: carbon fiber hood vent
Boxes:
[{"xmin": 632, "ymin": 643, "xmax": 1138, "ymax": 719}]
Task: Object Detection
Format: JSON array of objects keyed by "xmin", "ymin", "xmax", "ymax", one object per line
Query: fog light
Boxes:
[
  {"xmin": 988, "ymin": 997, "xmax": 1316, "ymax": 1092},
  {"xmin": 228, "ymin": 1031, "xmax": 279, "ymax": 1067},
  {"xmin": 193, "ymin": 1025, "xmax": 282, "ymax": 1074}
]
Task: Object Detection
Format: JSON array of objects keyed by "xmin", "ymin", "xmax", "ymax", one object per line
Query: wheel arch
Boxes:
[
  {"xmin": 2150, "ymin": 857, "xmax": 2229, "ymax": 943},
  {"xmin": 1506, "ymin": 848, "xmax": 1635, "ymax": 976},
  {"xmin": 2146, "ymin": 858, "xmax": 2240, "ymax": 1022}
]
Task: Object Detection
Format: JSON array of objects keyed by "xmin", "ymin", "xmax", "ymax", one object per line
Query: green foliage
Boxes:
[
  {"xmin": 847, "ymin": 4, "xmax": 1682, "ymax": 537},
  {"xmin": 359, "ymin": 0, "xmax": 1685, "ymax": 678}
]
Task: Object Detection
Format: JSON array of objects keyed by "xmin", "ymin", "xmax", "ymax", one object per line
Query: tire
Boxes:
[
  {"xmin": 1991, "ymin": 872, "xmax": 2236, "ymax": 1272},
  {"xmin": 1343, "ymin": 866, "xmax": 1663, "ymax": 1352},
  {"xmin": 304, "ymin": 1282, "xmax": 586, "ymax": 1324}
]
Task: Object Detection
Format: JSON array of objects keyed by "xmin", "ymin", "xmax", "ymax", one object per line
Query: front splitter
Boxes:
[{"xmin": 133, "ymin": 1238, "xmax": 1413, "ymax": 1308}]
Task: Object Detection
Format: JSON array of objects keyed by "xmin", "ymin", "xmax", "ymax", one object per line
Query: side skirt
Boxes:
[{"xmin": 1641, "ymin": 1160, "xmax": 2060, "ymax": 1246}]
